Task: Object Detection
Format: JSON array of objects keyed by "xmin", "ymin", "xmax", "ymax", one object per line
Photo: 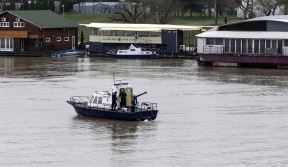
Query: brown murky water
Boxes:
[{"xmin": 0, "ymin": 57, "xmax": 287, "ymax": 167}]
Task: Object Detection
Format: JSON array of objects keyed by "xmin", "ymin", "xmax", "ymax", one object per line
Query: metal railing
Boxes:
[
  {"xmin": 283, "ymin": 47, "xmax": 288, "ymax": 56},
  {"xmin": 203, "ymin": 45, "xmax": 224, "ymax": 54},
  {"xmin": 140, "ymin": 102, "xmax": 158, "ymax": 111},
  {"xmin": 202, "ymin": 46, "xmax": 288, "ymax": 57},
  {"xmin": 69, "ymin": 96, "xmax": 91, "ymax": 104}
]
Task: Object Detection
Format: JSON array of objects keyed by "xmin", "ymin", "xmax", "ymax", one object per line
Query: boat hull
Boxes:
[
  {"xmin": 67, "ymin": 101, "xmax": 158, "ymax": 121},
  {"xmin": 51, "ymin": 50, "xmax": 87, "ymax": 58},
  {"xmin": 107, "ymin": 53, "xmax": 158, "ymax": 59}
]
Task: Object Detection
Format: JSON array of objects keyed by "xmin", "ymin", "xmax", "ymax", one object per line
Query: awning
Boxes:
[
  {"xmin": 81, "ymin": 23, "xmax": 213, "ymax": 32},
  {"xmin": 99, "ymin": 27, "xmax": 161, "ymax": 32}
]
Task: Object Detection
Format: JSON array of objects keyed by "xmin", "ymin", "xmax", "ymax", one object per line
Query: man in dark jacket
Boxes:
[{"xmin": 112, "ymin": 92, "xmax": 117, "ymax": 110}]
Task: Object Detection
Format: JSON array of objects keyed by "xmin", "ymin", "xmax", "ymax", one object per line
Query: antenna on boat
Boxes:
[{"xmin": 113, "ymin": 73, "xmax": 115, "ymax": 85}]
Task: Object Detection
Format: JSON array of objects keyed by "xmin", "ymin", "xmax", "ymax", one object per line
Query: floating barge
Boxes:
[{"xmin": 196, "ymin": 15, "xmax": 288, "ymax": 68}]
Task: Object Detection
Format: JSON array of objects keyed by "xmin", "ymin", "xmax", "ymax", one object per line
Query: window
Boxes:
[
  {"xmin": 93, "ymin": 97, "xmax": 98, "ymax": 104},
  {"xmin": 126, "ymin": 31, "xmax": 136, "ymax": 36},
  {"xmin": 0, "ymin": 38, "xmax": 13, "ymax": 51},
  {"xmin": 260, "ymin": 40, "xmax": 265, "ymax": 54},
  {"xmin": 92, "ymin": 28, "xmax": 99, "ymax": 35},
  {"xmin": 248, "ymin": 39, "xmax": 253, "ymax": 53},
  {"xmin": 206, "ymin": 38, "xmax": 223, "ymax": 45},
  {"xmin": 284, "ymin": 40, "xmax": 288, "ymax": 46},
  {"xmin": 236, "ymin": 39, "xmax": 241, "ymax": 53},
  {"xmin": 0, "ymin": 22, "xmax": 9, "ymax": 27},
  {"xmin": 1, "ymin": 38, "xmax": 5, "ymax": 48},
  {"xmin": 13, "ymin": 22, "xmax": 25, "ymax": 28},
  {"xmin": 278, "ymin": 40, "xmax": 282, "ymax": 54},
  {"xmin": 130, "ymin": 49, "xmax": 135, "ymax": 51},
  {"xmin": 215, "ymin": 38, "xmax": 223, "ymax": 45},
  {"xmin": 1, "ymin": 17, "xmax": 6, "ymax": 22},
  {"xmin": 98, "ymin": 97, "xmax": 102, "ymax": 104},
  {"xmin": 206, "ymin": 38, "xmax": 214, "ymax": 45},
  {"xmin": 254, "ymin": 40, "xmax": 259, "ymax": 54},
  {"xmin": 56, "ymin": 37, "xmax": 61, "ymax": 42},
  {"xmin": 272, "ymin": 40, "xmax": 277, "ymax": 48},
  {"xmin": 242, "ymin": 39, "xmax": 247, "ymax": 53},
  {"xmin": 266, "ymin": 40, "xmax": 271, "ymax": 48},
  {"xmin": 231, "ymin": 39, "xmax": 235, "ymax": 53},
  {"xmin": 224, "ymin": 39, "xmax": 230, "ymax": 53},
  {"xmin": 138, "ymin": 32, "xmax": 149, "ymax": 37},
  {"xmin": 150, "ymin": 32, "xmax": 160, "ymax": 37},
  {"xmin": 115, "ymin": 31, "xmax": 125, "ymax": 36},
  {"xmin": 64, "ymin": 37, "xmax": 69, "ymax": 41},
  {"xmin": 45, "ymin": 38, "xmax": 50, "ymax": 42},
  {"xmin": 103, "ymin": 31, "xmax": 112, "ymax": 36}
]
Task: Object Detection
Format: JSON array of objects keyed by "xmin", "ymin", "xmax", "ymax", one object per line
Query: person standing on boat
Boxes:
[
  {"xmin": 112, "ymin": 91, "xmax": 117, "ymax": 110},
  {"xmin": 131, "ymin": 95, "xmax": 138, "ymax": 112},
  {"xmin": 119, "ymin": 88, "xmax": 126, "ymax": 107}
]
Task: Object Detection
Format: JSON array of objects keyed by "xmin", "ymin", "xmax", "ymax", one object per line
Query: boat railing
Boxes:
[
  {"xmin": 70, "ymin": 96, "xmax": 91, "ymax": 104},
  {"xmin": 140, "ymin": 102, "xmax": 158, "ymax": 111}
]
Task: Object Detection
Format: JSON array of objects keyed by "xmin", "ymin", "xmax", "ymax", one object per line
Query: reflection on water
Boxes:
[
  {"xmin": 72, "ymin": 116, "xmax": 158, "ymax": 153},
  {"xmin": 72, "ymin": 116, "xmax": 159, "ymax": 167},
  {"xmin": 0, "ymin": 56, "xmax": 287, "ymax": 167},
  {"xmin": 197, "ymin": 66, "xmax": 288, "ymax": 87}
]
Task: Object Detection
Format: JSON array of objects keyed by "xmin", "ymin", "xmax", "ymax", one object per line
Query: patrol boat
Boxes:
[
  {"xmin": 67, "ymin": 81, "xmax": 158, "ymax": 121},
  {"xmin": 107, "ymin": 44, "xmax": 159, "ymax": 59}
]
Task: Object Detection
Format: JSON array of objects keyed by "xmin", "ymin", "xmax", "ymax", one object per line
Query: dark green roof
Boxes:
[{"xmin": 6, "ymin": 10, "xmax": 78, "ymax": 28}]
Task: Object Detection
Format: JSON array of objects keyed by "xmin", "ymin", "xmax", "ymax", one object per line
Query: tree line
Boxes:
[
  {"xmin": 1, "ymin": 0, "xmax": 288, "ymax": 23},
  {"xmin": 109, "ymin": 0, "xmax": 288, "ymax": 24}
]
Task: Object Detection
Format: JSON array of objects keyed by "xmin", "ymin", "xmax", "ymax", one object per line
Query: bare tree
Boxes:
[
  {"xmin": 236, "ymin": 0, "xmax": 255, "ymax": 19},
  {"xmin": 256, "ymin": 0, "xmax": 279, "ymax": 16},
  {"xmin": 149, "ymin": 0, "xmax": 175, "ymax": 24},
  {"xmin": 109, "ymin": 0, "xmax": 145, "ymax": 23},
  {"xmin": 277, "ymin": 0, "xmax": 288, "ymax": 14}
]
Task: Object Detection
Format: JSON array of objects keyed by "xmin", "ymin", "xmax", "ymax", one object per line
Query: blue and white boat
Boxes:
[
  {"xmin": 51, "ymin": 49, "xmax": 88, "ymax": 58},
  {"xmin": 107, "ymin": 44, "xmax": 159, "ymax": 59},
  {"xmin": 67, "ymin": 80, "xmax": 159, "ymax": 121}
]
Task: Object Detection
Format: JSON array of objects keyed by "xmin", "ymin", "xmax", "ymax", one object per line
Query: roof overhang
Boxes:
[
  {"xmin": 219, "ymin": 15, "xmax": 288, "ymax": 29},
  {"xmin": 196, "ymin": 30, "xmax": 288, "ymax": 39},
  {"xmin": 81, "ymin": 23, "xmax": 213, "ymax": 32}
]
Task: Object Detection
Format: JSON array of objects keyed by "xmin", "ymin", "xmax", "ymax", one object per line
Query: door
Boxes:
[
  {"xmin": 20, "ymin": 39, "xmax": 24, "ymax": 52},
  {"xmin": 72, "ymin": 36, "xmax": 75, "ymax": 50}
]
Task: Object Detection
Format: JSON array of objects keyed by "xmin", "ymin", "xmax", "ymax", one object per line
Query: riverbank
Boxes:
[
  {"xmin": 0, "ymin": 51, "xmax": 50, "ymax": 57},
  {"xmin": 0, "ymin": 51, "xmax": 198, "ymax": 59},
  {"xmin": 89, "ymin": 52, "xmax": 199, "ymax": 59}
]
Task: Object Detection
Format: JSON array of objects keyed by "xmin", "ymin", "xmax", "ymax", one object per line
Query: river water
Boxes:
[{"xmin": 0, "ymin": 57, "xmax": 287, "ymax": 167}]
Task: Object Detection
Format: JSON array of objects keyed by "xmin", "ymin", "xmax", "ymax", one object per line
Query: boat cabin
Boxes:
[
  {"xmin": 89, "ymin": 91, "xmax": 112, "ymax": 108},
  {"xmin": 88, "ymin": 81, "xmax": 134, "ymax": 109}
]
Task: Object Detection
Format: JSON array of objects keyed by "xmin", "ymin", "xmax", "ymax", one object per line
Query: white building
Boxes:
[
  {"xmin": 82, "ymin": 22, "xmax": 208, "ymax": 54},
  {"xmin": 197, "ymin": 15, "xmax": 288, "ymax": 68}
]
